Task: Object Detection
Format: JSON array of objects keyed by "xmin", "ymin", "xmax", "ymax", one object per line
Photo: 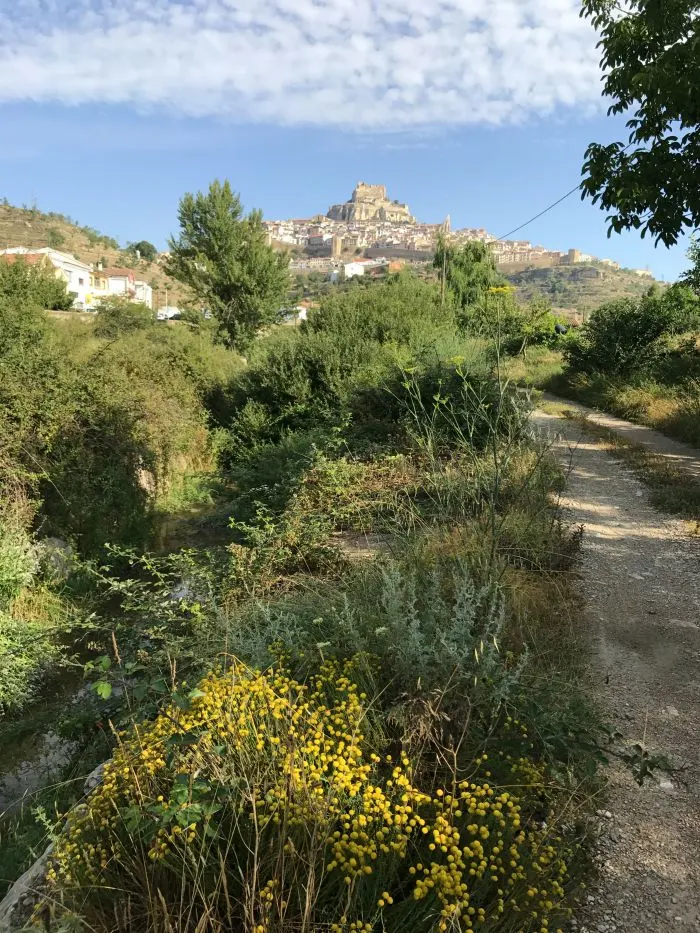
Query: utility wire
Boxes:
[
  {"xmin": 497, "ymin": 182, "xmax": 583, "ymax": 241},
  {"xmin": 497, "ymin": 142, "xmax": 637, "ymax": 242}
]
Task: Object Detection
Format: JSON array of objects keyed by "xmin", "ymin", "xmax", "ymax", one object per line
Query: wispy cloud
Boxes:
[{"xmin": 0, "ymin": 0, "xmax": 603, "ymax": 129}]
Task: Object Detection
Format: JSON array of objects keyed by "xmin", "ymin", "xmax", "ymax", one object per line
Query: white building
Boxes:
[
  {"xmin": 134, "ymin": 280, "xmax": 153, "ymax": 309},
  {"xmin": 344, "ymin": 261, "xmax": 367, "ymax": 279},
  {"xmin": 104, "ymin": 267, "xmax": 136, "ymax": 300},
  {"xmin": 0, "ymin": 246, "xmax": 93, "ymax": 308}
]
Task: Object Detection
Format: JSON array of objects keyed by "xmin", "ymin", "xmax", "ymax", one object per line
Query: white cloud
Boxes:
[{"xmin": 0, "ymin": 0, "xmax": 603, "ymax": 129}]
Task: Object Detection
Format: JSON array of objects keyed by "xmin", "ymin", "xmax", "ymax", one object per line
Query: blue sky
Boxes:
[{"xmin": 0, "ymin": 0, "xmax": 691, "ymax": 281}]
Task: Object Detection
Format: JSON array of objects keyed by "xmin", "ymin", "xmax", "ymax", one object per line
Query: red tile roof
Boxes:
[
  {"xmin": 0, "ymin": 252, "xmax": 49, "ymax": 266},
  {"xmin": 103, "ymin": 267, "xmax": 135, "ymax": 279}
]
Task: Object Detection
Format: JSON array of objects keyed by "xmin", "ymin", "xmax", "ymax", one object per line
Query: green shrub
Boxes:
[
  {"xmin": 39, "ymin": 388, "xmax": 155, "ymax": 552},
  {"xmin": 1, "ymin": 292, "xmax": 240, "ymax": 553},
  {"xmin": 0, "ymin": 519, "xmax": 66, "ymax": 717},
  {"xmin": 305, "ymin": 272, "xmax": 457, "ymax": 351},
  {"xmin": 0, "ymin": 521, "xmax": 36, "ymax": 610},
  {"xmin": 228, "ymin": 557, "xmax": 523, "ymax": 730},
  {"xmin": 225, "ymin": 426, "xmax": 339, "ymax": 519},
  {"xmin": 225, "ymin": 322, "xmax": 522, "ymax": 465},
  {"xmin": 564, "ymin": 287, "xmax": 700, "ymax": 377},
  {"xmin": 653, "ymin": 334, "xmax": 700, "ymax": 385},
  {"xmin": 0, "ymin": 256, "xmax": 73, "ymax": 310},
  {"xmin": 0, "ymin": 613, "xmax": 60, "ymax": 717},
  {"xmin": 93, "ymin": 298, "xmax": 155, "ymax": 338},
  {"xmin": 222, "ymin": 275, "xmax": 462, "ymax": 459}
]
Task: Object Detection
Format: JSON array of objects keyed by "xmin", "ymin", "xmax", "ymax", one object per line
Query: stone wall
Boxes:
[
  {"xmin": 364, "ymin": 246, "xmax": 433, "ymax": 262},
  {"xmin": 352, "ymin": 183, "xmax": 387, "ymax": 202}
]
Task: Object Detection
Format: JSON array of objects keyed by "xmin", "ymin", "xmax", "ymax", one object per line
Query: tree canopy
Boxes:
[
  {"xmin": 681, "ymin": 237, "xmax": 700, "ymax": 292},
  {"xmin": 0, "ymin": 256, "xmax": 73, "ymax": 311},
  {"xmin": 94, "ymin": 298, "xmax": 155, "ymax": 339},
  {"xmin": 581, "ymin": 0, "xmax": 700, "ymax": 246},
  {"xmin": 126, "ymin": 240, "xmax": 158, "ymax": 263},
  {"xmin": 167, "ymin": 180, "xmax": 289, "ymax": 350},
  {"xmin": 434, "ymin": 236, "xmax": 505, "ymax": 313}
]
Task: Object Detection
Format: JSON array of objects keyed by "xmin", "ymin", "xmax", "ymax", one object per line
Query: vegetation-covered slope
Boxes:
[
  {"xmin": 0, "ymin": 265, "xmax": 601, "ymax": 933},
  {"xmin": 506, "ymin": 262, "xmax": 661, "ymax": 315},
  {"xmin": 0, "ymin": 202, "xmax": 193, "ymax": 308}
]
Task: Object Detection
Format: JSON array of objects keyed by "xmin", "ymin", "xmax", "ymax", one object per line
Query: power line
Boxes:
[
  {"xmin": 497, "ymin": 142, "xmax": 637, "ymax": 242},
  {"xmin": 497, "ymin": 182, "xmax": 583, "ymax": 241}
]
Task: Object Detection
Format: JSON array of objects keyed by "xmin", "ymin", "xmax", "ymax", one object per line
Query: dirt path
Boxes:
[
  {"xmin": 532, "ymin": 410, "xmax": 700, "ymax": 933},
  {"xmin": 541, "ymin": 392, "xmax": 700, "ymax": 482}
]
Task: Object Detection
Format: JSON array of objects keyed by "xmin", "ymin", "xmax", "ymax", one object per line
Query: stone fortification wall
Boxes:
[{"xmin": 352, "ymin": 183, "xmax": 387, "ymax": 202}]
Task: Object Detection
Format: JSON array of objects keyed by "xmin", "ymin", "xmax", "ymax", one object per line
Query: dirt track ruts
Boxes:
[{"xmin": 533, "ymin": 408, "xmax": 700, "ymax": 933}]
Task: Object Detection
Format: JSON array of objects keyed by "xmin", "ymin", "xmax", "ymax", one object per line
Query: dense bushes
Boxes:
[
  {"xmin": 564, "ymin": 286, "xmax": 700, "ymax": 377},
  {"xmin": 93, "ymin": 297, "xmax": 155, "ymax": 337},
  {"xmin": 461, "ymin": 290, "xmax": 564, "ymax": 356},
  {"xmin": 0, "ymin": 255, "xmax": 73, "ymax": 310},
  {"xmin": 559, "ymin": 284, "xmax": 700, "ymax": 446},
  {"xmin": 222, "ymin": 275, "xmax": 502, "ymax": 462},
  {"xmin": 0, "ymin": 299, "xmax": 242, "ymax": 554},
  {"xmin": 3, "ymin": 270, "xmax": 600, "ymax": 928},
  {"xmin": 0, "ymin": 513, "xmax": 63, "ymax": 716},
  {"xmin": 305, "ymin": 272, "xmax": 456, "ymax": 349}
]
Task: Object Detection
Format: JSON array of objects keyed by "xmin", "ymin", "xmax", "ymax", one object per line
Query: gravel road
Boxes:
[{"xmin": 533, "ymin": 410, "xmax": 700, "ymax": 933}]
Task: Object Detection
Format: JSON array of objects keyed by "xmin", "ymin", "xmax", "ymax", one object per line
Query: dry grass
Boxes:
[
  {"xmin": 550, "ymin": 372, "xmax": 700, "ymax": 450},
  {"xmin": 502, "ymin": 347, "xmax": 565, "ymax": 389}
]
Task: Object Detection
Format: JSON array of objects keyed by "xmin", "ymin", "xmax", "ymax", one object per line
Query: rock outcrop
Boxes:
[{"xmin": 327, "ymin": 183, "xmax": 414, "ymax": 224}]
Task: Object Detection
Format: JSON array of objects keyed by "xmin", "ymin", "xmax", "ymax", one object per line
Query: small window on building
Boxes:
[{"xmin": 79, "ymin": 277, "xmax": 84, "ymax": 286}]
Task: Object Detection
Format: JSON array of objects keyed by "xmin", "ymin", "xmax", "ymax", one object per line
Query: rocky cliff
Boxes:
[{"xmin": 327, "ymin": 182, "xmax": 414, "ymax": 224}]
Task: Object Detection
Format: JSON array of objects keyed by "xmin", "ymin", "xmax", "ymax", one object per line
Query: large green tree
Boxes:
[
  {"xmin": 94, "ymin": 297, "xmax": 155, "ymax": 339},
  {"xmin": 0, "ymin": 256, "xmax": 73, "ymax": 310},
  {"xmin": 167, "ymin": 181, "xmax": 289, "ymax": 350},
  {"xmin": 434, "ymin": 236, "xmax": 505, "ymax": 313},
  {"xmin": 126, "ymin": 240, "xmax": 158, "ymax": 263},
  {"xmin": 581, "ymin": 0, "xmax": 700, "ymax": 246}
]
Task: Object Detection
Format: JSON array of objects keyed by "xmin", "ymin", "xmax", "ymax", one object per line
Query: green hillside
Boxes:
[{"xmin": 506, "ymin": 261, "xmax": 661, "ymax": 315}]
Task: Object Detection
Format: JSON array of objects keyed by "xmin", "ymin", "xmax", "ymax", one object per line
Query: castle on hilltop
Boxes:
[{"xmin": 327, "ymin": 182, "xmax": 414, "ymax": 224}]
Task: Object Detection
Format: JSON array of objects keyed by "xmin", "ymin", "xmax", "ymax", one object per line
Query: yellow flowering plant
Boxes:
[{"xmin": 44, "ymin": 659, "xmax": 578, "ymax": 933}]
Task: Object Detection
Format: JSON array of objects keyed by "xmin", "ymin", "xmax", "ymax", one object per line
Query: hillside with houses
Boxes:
[
  {"xmin": 0, "ymin": 203, "xmax": 193, "ymax": 312},
  {"xmin": 264, "ymin": 180, "xmax": 656, "ymax": 277}
]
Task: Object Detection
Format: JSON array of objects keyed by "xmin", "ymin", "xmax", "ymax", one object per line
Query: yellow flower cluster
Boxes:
[
  {"xmin": 46, "ymin": 660, "xmax": 574, "ymax": 933},
  {"xmin": 48, "ymin": 659, "xmax": 371, "ymax": 886}
]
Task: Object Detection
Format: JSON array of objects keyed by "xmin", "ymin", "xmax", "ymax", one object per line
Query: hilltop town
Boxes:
[
  {"xmin": 265, "ymin": 181, "xmax": 653, "ymax": 278},
  {"xmin": 0, "ymin": 191, "xmax": 657, "ymax": 319}
]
